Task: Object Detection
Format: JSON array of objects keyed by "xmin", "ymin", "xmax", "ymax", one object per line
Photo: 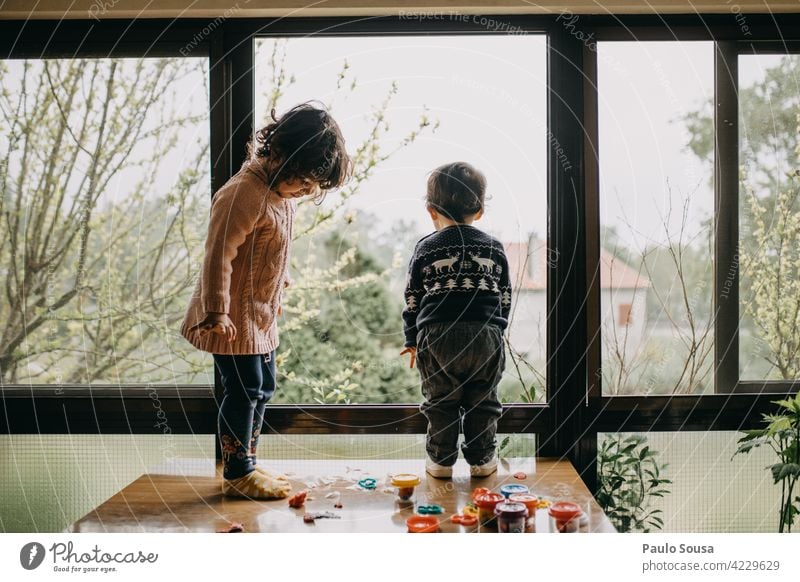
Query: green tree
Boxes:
[
  {"xmin": 740, "ymin": 150, "xmax": 800, "ymax": 380},
  {"xmin": 0, "ymin": 58, "xmax": 210, "ymax": 384},
  {"xmin": 683, "ymin": 55, "xmax": 800, "ymax": 195},
  {"xmin": 683, "ymin": 55, "xmax": 800, "ymax": 379},
  {"xmin": 275, "ymin": 228, "xmax": 418, "ymax": 404}
]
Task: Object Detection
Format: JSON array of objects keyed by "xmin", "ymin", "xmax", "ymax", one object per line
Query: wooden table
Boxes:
[{"xmin": 68, "ymin": 457, "xmax": 616, "ymax": 533}]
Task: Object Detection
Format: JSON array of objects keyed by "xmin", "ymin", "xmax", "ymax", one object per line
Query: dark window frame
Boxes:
[{"xmin": 2, "ymin": 15, "xmax": 800, "ymax": 490}]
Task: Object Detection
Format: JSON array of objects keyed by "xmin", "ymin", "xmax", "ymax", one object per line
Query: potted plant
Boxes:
[
  {"xmin": 734, "ymin": 392, "xmax": 800, "ymax": 533},
  {"xmin": 596, "ymin": 434, "xmax": 671, "ymax": 533}
]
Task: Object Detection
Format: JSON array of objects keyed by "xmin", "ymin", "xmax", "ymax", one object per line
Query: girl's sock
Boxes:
[
  {"xmin": 253, "ymin": 465, "xmax": 288, "ymax": 479},
  {"xmin": 222, "ymin": 470, "xmax": 292, "ymax": 499}
]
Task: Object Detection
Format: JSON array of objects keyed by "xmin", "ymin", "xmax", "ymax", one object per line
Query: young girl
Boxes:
[{"xmin": 181, "ymin": 103, "xmax": 351, "ymax": 499}]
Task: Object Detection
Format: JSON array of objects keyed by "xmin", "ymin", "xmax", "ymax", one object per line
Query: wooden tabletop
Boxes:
[{"xmin": 68, "ymin": 457, "xmax": 616, "ymax": 533}]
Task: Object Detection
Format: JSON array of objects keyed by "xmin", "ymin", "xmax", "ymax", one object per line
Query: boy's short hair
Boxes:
[
  {"xmin": 250, "ymin": 102, "xmax": 352, "ymax": 197},
  {"xmin": 426, "ymin": 162, "xmax": 486, "ymax": 222}
]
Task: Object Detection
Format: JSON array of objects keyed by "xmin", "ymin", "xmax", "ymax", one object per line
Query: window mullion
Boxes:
[{"xmin": 713, "ymin": 40, "xmax": 740, "ymax": 394}]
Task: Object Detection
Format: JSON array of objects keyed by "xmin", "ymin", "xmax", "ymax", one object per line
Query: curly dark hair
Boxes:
[
  {"xmin": 250, "ymin": 102, "xmax": 352, "ymax": 195},
  {"xmin": 426, "ymin": 161, "xmax": 486, "ymax": 222}
]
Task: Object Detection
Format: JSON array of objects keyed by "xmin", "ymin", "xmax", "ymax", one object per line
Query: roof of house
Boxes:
[{"xmin": 505, "ymin": 239, "xmax": 651, "ymax": 291}]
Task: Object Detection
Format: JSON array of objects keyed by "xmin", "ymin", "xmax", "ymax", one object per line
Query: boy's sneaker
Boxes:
[
  {"xmin": 425, "ymin": 458, "xmax": 453, "ymax": 479},
  {"xmin": 469, "ymin": 456, "xmax": 498, "ymax": 478}
]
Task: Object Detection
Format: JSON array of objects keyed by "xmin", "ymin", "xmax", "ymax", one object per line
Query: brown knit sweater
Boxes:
[{"xmin": 180, "ymin": 158, "xmax": 296, "ymax": 355}]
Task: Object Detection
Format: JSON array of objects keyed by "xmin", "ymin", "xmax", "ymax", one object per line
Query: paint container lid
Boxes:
[
  {"xmin": 406, "ymin": 515, "xmax": 439, "ymax": 533},
  {"xmin": 494, "ymin": 502, "xmax": 529, "ymax": 519},
  {"xmin": 500, "ymin": 484, "xmax": 530, "ymax": 498},
  {"xmin": 548, "ymin": 501, "xmax": 582, "ymax": 520},
  {"xmin": 471, "ymin": 487, "xmax": 493, "ymax": 503},
  {"xmin": 391, "ymin": 474, "xmax": 421, "ymax": 488},
  {"xmin": 474, "ymin": 492, "xmax": 505, "ymax": 510},
  {"xmin": 508, "ymin": 493, "xmax": 539, "ymax": 514}
]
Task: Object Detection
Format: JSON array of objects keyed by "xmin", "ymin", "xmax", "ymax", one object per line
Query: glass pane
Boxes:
[
  {"xmin": 738, "ymin": 54, "xmax": 800, "ymax": 382},
  {"xmin": 254, "ymin": 36, "xmax": 547, "ymax": 403},
  {"xmin": 0, "ymin": 434, "xmax": 214, "ymax": 532},
  {"xmin": 0, "ymin": 58, "xmax": 212, "ymax": 386},
  {"xmin": 597, "ymin": 42, "xmax": 715, "ymax": 395},
  {"xmin": 598, "ymin": 432, "xmax": 781, "ymax": 532}
]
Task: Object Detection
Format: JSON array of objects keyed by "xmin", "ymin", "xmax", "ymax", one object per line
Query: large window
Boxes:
[
  {"xmin": 253, "ymin": 35, "xmax": 547, "ymax": 404},
  {"xmin": 597, "ymin": 42, "xmax": 715, "ymax": 396},
  {"xmin": 0, "ymin": 57, "xmax": 211, "ymax": 386}
]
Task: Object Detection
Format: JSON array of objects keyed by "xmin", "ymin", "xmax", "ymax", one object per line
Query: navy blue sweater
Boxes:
[{"xmin": 402, "ymin": 224, "xmax": 512, "ymax": 347}]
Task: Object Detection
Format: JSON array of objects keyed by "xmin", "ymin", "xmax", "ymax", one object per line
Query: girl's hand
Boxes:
[
  {"xmin": 278, "ymin": 278, "xmax": 291, "ymax": 316},
  {"xmin": 188, "ymin": 313, "xmax": 237, "ymax": 342},
  {"xmin": 400, "ymin": 347, "xmax": 417, "ymax": 369}
]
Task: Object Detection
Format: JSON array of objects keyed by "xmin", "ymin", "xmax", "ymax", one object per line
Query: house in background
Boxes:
[{"xmin": 504, "ymin": 236, "xmax": 651, "ymax": 362}]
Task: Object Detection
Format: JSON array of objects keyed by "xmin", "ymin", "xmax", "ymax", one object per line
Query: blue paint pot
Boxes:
[{"xmin": 499, "ymin": 484, "xmax": 530, "ymax": 499}]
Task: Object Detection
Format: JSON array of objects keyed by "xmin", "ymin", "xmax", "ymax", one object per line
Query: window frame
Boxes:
[{"xmin": 717, "ymin": 40, "xmax": 800, "ymax": 394}]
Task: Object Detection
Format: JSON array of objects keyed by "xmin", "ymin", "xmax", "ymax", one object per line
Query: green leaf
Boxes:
[
  {"xmin": 771, "ymin": 463, "xmax": 800, "ymax": 482},
  {"xmin": 735, "ymin": 440, "xmax": 762, "ymax": 456},
  {"xmin": 737, "ymin": 429, "xmax": 766, "ymax": 442}
]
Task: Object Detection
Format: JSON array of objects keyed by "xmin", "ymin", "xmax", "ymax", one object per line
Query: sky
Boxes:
[{"xmin": 597, "ymin": 41, "xmax": 714, "ymax": 251}]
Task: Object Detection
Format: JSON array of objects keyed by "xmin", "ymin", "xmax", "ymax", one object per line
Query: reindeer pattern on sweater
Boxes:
[{"xmin": 402, "ymin": 224, "xmax": 512, "ymax": 347}]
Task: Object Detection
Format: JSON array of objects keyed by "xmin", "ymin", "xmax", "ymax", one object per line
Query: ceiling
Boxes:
[{"xmin": 0, "ymin": 0, "xmax": 798, "ymax": 20}]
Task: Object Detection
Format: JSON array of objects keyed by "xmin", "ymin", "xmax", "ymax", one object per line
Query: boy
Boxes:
[{"xmin": 401, "ymin": 162, "xmax": 511, "ymax": 478}]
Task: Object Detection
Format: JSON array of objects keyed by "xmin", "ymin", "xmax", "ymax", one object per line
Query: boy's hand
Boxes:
[
  {"xmin": 400, "ymin": 347, "xmax": 417, "ymax": 369},
  {"xmin": 188, "ymin": 313, "xmax": 237, "ymax": 342}
]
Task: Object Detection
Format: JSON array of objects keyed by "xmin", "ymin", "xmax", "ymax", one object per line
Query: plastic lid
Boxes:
[
  {"xmin": 474, "ymin": 492, "xmax": 505, "ymax": 509},
  {"xmin": 494, "ymin": 502, "xmax": 529, "ymax": 518},
  {"xmin": 391, "ymin": 474, "xmax": 421, "ymax": 488},
  {"xmin": 500, "ymin": 484, "xmax": 530, "ymax": 498},
  {"xmin": 417, "ymin": 504, "xmax": 444, "ymax": 515},
  {"xmin": 471, "ymin": 487, "xmax": 493, "ymax": 503},
  {"xmin": 508, "ymin": 493, "xmax": 539, "ymax": 512},
  {"xmin": 548, "ymin": 501, "xmax": 582, "ymax": 520},
  {"xmin": 406, "ymin": 515, "xmax": 439, "ymax": 533}
]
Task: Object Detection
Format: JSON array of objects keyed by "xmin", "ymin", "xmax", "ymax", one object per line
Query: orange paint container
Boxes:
[
  {"xmin": 509, "ymin": 493, "xmax": 539, "ymax": 532},
  {"xmin": 406, "ymin": 515, "xmax": 439, "ymax": 533},
  {"xmin": 548, "ymin": 501, "xmax": 582, "ymax": 533},
  {"xmin": 474, "ymin": 492, "xmax": 505, "ymax": 528}
]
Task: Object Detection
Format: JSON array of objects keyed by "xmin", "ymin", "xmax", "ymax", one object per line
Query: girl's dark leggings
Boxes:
[{"xmin": 213, "ymin": 351, "xmax": 276, "ymax": 479}]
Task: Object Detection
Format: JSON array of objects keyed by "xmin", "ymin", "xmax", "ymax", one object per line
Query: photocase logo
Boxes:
[{"xmin": 20, "ymin": 542, "xmax": 46, "ymax": 570}]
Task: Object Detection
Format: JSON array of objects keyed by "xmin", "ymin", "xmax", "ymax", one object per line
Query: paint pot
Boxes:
[
  {"xmin": 471, "ymin": 487, "xmax": 492, "ymax": 504},
  {"xmin": 509, "ymin": 493, "xmax": 539, "ymax": 532},
  {"xmin": 548, "ymin": 501, "xmax": 583, "ymax": 533},
  {"xmin": 499, "ymin": 483, "xmax": 530, "ymax": 499},
  {"xmin": 474, "ymin": 492, "xmax": 505, "ymax": 528},
  {"xmin": 406, "ymin": 515, "xmax": 439, "ymax": 533},
  {"xmin": 391, "ymin": 474, "xmax": 421, "ymax": 504},
  {"xmin": 494, "ymin": 502, "xmax": 529, "ymax": 533}
]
